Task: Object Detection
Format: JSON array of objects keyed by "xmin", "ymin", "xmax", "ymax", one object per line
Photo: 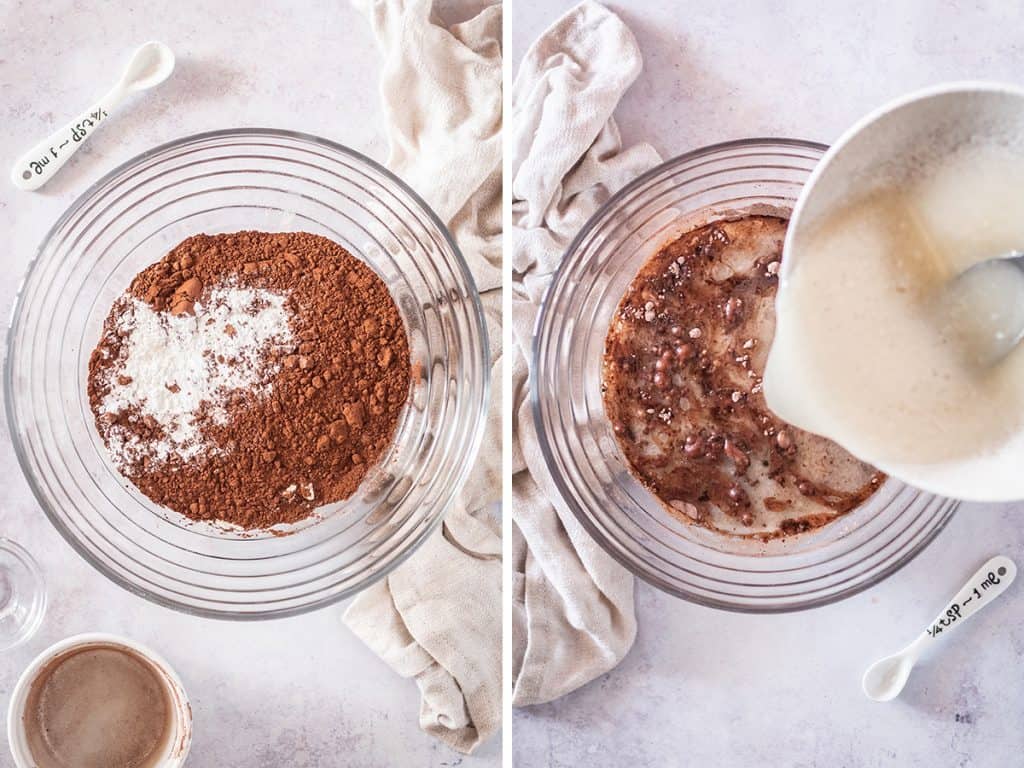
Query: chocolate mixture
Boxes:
[
  {"xmin": 603, "ymin": 216, "xmax": 883, "ymax": 539},
  {"xmin": 87, "ymin": 231, "xmax": 411, "ymax": 529}
]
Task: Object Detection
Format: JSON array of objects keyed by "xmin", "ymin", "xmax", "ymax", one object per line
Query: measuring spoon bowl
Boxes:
[
  {"xmin": 119, "ymin": 41, "xmax": 175, "ymax": 92},
  {"xmin": 862, "ymin": 648, "xmax": 918, "ymax": 701}
]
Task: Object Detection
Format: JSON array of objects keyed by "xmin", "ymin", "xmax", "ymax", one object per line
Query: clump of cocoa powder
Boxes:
[{"xmin": 87, "ymin": 231, "xmax": 411, "ymax": 529}]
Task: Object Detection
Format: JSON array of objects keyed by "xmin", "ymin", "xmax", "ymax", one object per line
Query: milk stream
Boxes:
[{"xmin": 766, "ymin": 142, "xmax": 1024, "ymax": 489}]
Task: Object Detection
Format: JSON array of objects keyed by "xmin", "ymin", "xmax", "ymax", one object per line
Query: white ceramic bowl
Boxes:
[
  {"xmin": 7, "ymin": 633, "xmax": 192, "ymax": 768},
  {"xmin": 774, "ymin": 81, "xmax": 1024, "ymax": 501}
]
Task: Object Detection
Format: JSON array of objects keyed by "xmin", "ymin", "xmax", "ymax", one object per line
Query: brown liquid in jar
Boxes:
[
  {"xmin": 23, "ymin": 644, "xmax": 175, "ymax": 768},
  {"xmin": 602, "ymin": 215, "xmax": 884, "ymax": 539}
]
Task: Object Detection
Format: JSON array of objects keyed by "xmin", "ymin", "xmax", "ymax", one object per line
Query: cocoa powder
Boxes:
[{"xmin": 87, "ymin": 231, "xmax": 411, "ymax": 529}]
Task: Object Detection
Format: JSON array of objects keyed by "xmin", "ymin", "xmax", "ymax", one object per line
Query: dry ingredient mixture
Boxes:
[
  {"xmin": 602, "ymin": 215, "xmax": 884, "ymax": 539},
  {"xmin": 88, "ymin": 231, "xmax": 410, "ymax": 529}
]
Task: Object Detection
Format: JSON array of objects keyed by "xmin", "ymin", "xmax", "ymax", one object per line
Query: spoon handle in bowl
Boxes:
[
  {"xmin": 916, "ymin": 555, "xmax": 1016, "ymax": 650},
  {"xmin": 10, "ymin": 84, "xmax": 125, "ymax": 192}
]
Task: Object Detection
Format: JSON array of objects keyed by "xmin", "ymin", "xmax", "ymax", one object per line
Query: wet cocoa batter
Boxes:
[{"xmin": 602, "ymin": 215, "xmax": 884, "ymax": 539}]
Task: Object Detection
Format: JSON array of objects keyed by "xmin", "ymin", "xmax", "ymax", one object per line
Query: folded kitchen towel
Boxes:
[
  {"xmin": 344, "ymin": 0, "xmax": 502, "ymax": 754},
  {"xmin": 509, "ymin": 0, "xmax": 662, "ymax": 706}
]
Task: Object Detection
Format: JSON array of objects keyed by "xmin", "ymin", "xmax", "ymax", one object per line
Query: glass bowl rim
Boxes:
[
  {"xmin": 531, "ymin": 136, "xmax": 957, "ymax": 613},
  {"xmin": 5, "ymin": 127, "xmax": 490, "ymax": 619}
]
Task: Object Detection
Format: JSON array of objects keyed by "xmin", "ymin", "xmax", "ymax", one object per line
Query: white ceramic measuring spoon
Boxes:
[
  {"xmin": 10, "ymin": 41, "xmax": 175, "ymax": 191},
  {"xmin": 862, "ymin": 555, "xmax": 1017, "ymax": 702}
]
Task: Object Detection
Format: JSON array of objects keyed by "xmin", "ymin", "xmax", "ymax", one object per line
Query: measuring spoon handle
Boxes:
[
  {"xmin": 10, "ymin": 84, "xmax": 125, "ymax": 191},
  {"xmin": 916, "ymin": 555, "xmax": 1016, "ymax": 649}
]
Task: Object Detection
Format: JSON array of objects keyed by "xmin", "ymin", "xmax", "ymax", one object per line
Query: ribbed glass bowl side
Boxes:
[
  {"xmin": 533, "ymin": 138, "xmax": 956, "ymax": 612},
  {"xmin": 6, "ymin": 129, "xmax": 488, "ymax": 619}
]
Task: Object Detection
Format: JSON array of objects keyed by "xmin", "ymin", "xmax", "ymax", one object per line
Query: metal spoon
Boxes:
[
  {"xmin": 10, "ymin": 41, "xmax": 175, "ymax": 191},
  {"xmin": 863, "ymin": 555, "xmax": 1016, "ymax": 702},
  {"xmin": 942, "ymin": 252, "xmax": 1024, "ymax": 367}
]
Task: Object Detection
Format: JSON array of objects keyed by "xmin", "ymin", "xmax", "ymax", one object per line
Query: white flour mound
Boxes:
[{"xmin": 99, "ymin": 283, "xmax": 294, "ymax": 471}]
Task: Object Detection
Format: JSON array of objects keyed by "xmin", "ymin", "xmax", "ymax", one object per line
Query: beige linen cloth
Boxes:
[
  {"xmin": 343, "ymin": 0, "xmax": 502, "ymax": 754},
  {"xmin": 510, "ymin": 1, "xmax": 662, "ymax": 705}
]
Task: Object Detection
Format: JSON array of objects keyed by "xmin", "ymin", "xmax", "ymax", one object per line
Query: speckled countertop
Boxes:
[
  {"xmin": 509, "ymin": 1, "xmax": 1024, "ymax": 766},
  {"xmin": 0, "ymin": 1, "xmax": 498, "ymax": 765}
]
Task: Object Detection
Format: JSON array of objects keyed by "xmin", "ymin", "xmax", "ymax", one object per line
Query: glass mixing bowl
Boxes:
[
  {"xmin": 533, "ymin": 138, "xmax": 957, "ymax": 612},
  {"xmin": 6, "ymin": 129, "xmax": 488, "ymax": 619}
]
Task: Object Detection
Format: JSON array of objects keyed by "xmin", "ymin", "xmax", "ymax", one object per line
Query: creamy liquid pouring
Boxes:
[
  {"xmin": 24, "ymin": 644, "xmax": 174, "ymax": 768},
  {"xmin": 766, "ymin": 142, "xmax": 1024, "ymax": 473}
]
